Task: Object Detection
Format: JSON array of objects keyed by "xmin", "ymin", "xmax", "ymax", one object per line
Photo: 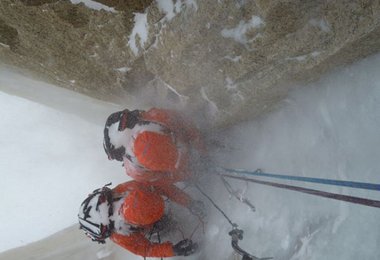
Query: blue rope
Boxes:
[
  {"xmin": 220, "ymin": 167, "xmax": 380, "ymax": 191},
  {"xmin": 223, "ymin": 174, "xmax": 380, "ymax": 209}
]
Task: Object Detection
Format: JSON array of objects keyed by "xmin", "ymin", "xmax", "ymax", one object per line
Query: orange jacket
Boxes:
[
  {"xmin": 112, "ymin": 180, "xmax": 192, "ymax": 207},
  {"xmin": 124, "ymin": 108, "xmax": 206, "ymax": 185},
  {"xmin": 110, "ymin": 181, "xmax": 193, "ymax": 257}
]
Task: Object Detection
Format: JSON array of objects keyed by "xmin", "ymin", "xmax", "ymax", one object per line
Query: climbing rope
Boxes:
[
  {"xmin": 195, "ymin": 183, "xmax": 272, "ymax": 260},
  {"xmin": 221, "ymin": 176, "xmax": 256, "ymax": 212},
  {"xmin": 221, "ymin": 168, "xmax": 380, "ymax": 191},
  {"xmin": 195, "ymin": 183, "xmax": 237, "ymax": 228},
  {"xmin": 223, "ymin": 174, "xmax": 380, "ymax": 209}
]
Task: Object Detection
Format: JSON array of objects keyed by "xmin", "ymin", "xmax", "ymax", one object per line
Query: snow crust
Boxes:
[
  {"xmin": 128, "ymin": 13, "xmax": 149, "ymax": 56},
  {"xmin": 70, "ymin": 0, "xmax": 117, "ymax": 12}
]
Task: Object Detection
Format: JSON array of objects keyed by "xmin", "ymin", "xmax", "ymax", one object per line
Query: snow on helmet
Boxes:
[
  {"xmin": 122, "ymin": 189, "xmax": 165, "ymax": 226},
  {"xmin": 103, "ymin": 109, "xmax": 142, "ymax": 161},
  {"xmin": 78, "ymin": 184, "xmax": 114, "ymax": 244}
]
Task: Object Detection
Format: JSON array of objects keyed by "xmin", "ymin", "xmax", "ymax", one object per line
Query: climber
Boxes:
[
  {"xmin": 78, "ymin": 181, "xmax": 205, "ymax": 258},
  {"xmin": 103, "ymin": 107, "xmax": 207, "ymax": 186}
]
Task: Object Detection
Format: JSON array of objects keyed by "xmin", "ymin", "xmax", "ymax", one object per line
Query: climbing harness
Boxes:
[
  {"xmin": 195, "ymin": 183, "xmax": 272, "ymax": 260},
  {"xmin": 221, "ymin": 169, "xmax": 380, "ymax": 209}
]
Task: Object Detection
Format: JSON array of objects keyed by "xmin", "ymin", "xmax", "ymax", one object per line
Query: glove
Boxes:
[
  {"xmin": 173, "ymin": 239, "xmax": 198, "ymax": 256},
  {"xmin": 189, "ymin": 200, "xmax": 206, "ymax": 219}
]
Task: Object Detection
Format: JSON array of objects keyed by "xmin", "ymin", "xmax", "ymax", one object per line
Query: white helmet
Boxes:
[
  {"xmin": 103, "ymin": 109, "xmax": 142, "ymax": 161},
  {"xmin": 78, "ymin": 184, "xmax": 114, "ymax": 244}
]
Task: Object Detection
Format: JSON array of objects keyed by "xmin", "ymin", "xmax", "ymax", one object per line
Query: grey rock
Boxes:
[
  {"xmin": 1, "ymin": 0, "xmax": 379, "ymax": 127},
  {"xmin": 0, "ymin": 0, "xmax": 139, "ymax": 103},
  {"xmin": 144, "ymin": 0, "xmax": 380, "ymax": 126}
]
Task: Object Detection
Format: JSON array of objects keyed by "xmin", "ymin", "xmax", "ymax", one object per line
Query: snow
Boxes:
[
  {"xmin": 156, "ymin": 0, "xmax": 198, "ymax": 22},
  {"xmin": 128, "ymin": 13, "xmax": 149, "ymax": 56},
  {"xmin": 1, "ymin": 50, "xmax": 380, "ymax": 259},
  {"xmin": 208, "ymin": 53, "xmax": 380, "ymax": 259},
  {"xmin": 153, "ymin": 0, "xmax": 198, "ymax": 52},
  {"xmin": 69, "ymin": 0, "xmax": 117, "ymax": 12},
  {"xmin": 224, "ymin": 55, "xmax": 242, "ymax": 62},
  {"xmin": 184, "ymin": 0, "xmax": 198, "ymax": 11},
  {"xmin": 0, "ymin": 43, "xmax": 10, "ymax": 49},
  {"xmin": 114, "ymin": 67, "xmax": 131, "ymax": 73},
  {"xmin": 162, "ymin": 80, "xmax": 190, "ymax": 104},
  {"xmin": 200, "ymin": 87, "xmax": 219, "ymax": 117},
  {"xmin": 225, "ymin": 77, "xmax": 244, "ymax": 102},
  {"xmin": 0, "ymin": 66, "xmax": 126, "ymax": 253},
  {"xmin": 225, "ymin": 77, "xmax": 236, "ymax": 90},
  {"xmin": 309, "ymin": 18, "xmax": 331, "ymax": 33},
  {"xmin": 156, "ymin": 0, "xmax": 179, "ymax": 21},
  {"xmin": 286, "ymin": 51, "xmax": 321, "ymax": 62},
  {"xmin": 221, "ymin": 15, "xmax": 265, "ymax": 45}
]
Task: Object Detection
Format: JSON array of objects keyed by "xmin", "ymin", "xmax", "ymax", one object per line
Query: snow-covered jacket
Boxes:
[
  {"xmin": 105, "ymin": 108, "xmax": 206, "ymax": 185},
  {"xmin": 110, "ymin": 181, "xmax": 193, "ymax": 257}
]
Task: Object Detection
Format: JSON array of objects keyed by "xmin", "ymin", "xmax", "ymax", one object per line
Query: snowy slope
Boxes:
[
  {"xmin": 0, "ymin": 66, "xmax": 127, "ymax": 252},
  {"xmin": 0, "ymin": 51, "xmax": 380, "ymax": 260},
  {"xmin": 205, "ymin": 53, "xmax": 380, "ymax": 260}
]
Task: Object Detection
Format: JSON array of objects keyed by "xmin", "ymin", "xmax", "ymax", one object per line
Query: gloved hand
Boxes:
[
  {"xmin": 173, "ymin": 239, "xmax": 198, "ymax": 256},
  {"xmin": 189, "ymin": 200, "xmax": 206, "ymax": 219}
]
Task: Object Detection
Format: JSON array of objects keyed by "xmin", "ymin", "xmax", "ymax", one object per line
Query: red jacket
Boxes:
[
  {"xmin": 123, "ymin": 108, "xmax": 206, "ymax": 185},
  {"xmin": 110, "ymin": 181, "xmax": 193, "ymax": 257}
]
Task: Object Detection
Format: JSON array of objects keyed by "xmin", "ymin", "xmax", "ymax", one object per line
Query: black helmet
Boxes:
[
  {"xmin": 103, "ymin": 109, "xmax": 142, "ymax": 161},
  {"xmin": 78, "ymin": 184, "xmax": 114, "ymax": 244}
]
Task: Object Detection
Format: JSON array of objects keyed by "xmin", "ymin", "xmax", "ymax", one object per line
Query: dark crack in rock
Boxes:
[{"xmin": 0, "ymin": 18, "xmax": 19, "ymax": 51}]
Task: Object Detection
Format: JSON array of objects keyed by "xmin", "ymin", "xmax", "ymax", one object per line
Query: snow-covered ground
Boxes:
[
  {"xmin": 206, "ymin": 53, "xmax": 380, "ymax": 260},
  {"xmin": 0, "ymin": 51, "xmax": 379, "ymax": 260},
  {"xmin": 0, "ymin": 66, "xmax": 126, "ymax": 252}
]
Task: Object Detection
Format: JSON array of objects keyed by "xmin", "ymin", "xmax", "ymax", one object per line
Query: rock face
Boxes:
[{"xmin": 1, "ymin": 0, "xmax": 380, "ymax": 126}]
